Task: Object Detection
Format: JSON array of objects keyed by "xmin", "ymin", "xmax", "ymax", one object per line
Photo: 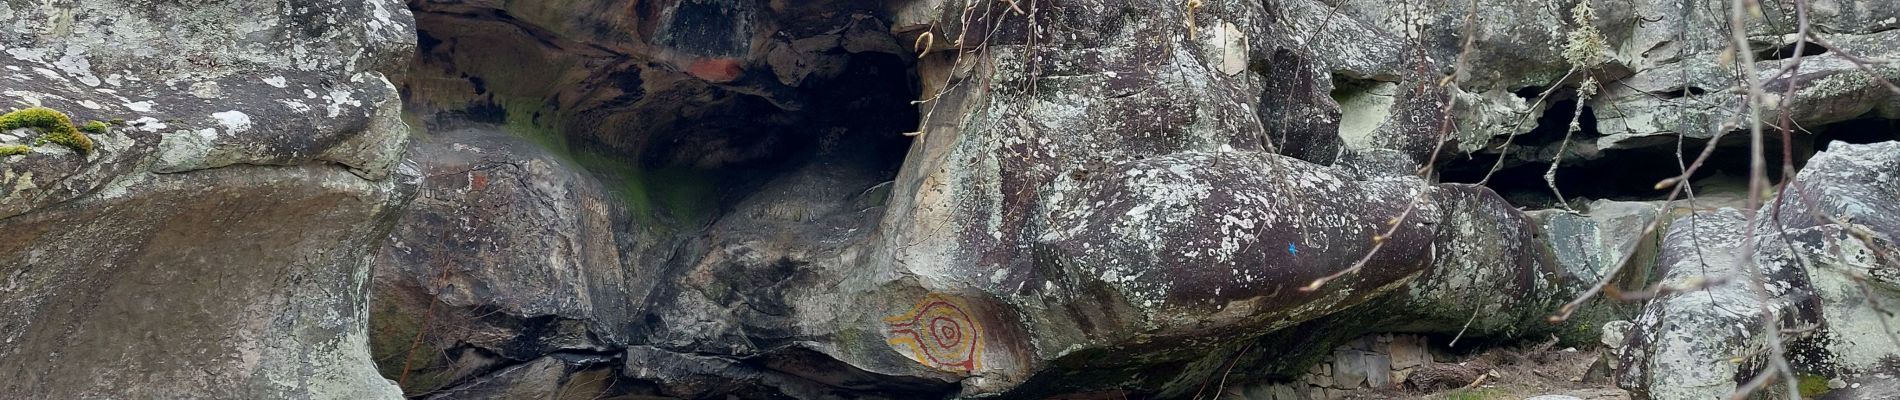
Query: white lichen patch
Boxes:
[
  {"xmin": 132, "ymin": 117, "xmax": 168, "ymax": 133},
  {"xmin": 153, "ymin": 128, "xmax": 220, "ymax": 172},
  {"xmin": 212, "ymin": 111, "xmax": 254, "ymax": 133}
]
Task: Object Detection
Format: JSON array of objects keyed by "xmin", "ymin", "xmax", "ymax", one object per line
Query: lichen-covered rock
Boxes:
[
  {"xmin": 1033, "ymin": 152, "xmax": 1439, "ymax": 341},
  {"xmin": 1612, "ymin": 209, "xmax": 1783, "ymax": 399},
  {"xmin": 1532, "ymin": 201, "xmax": 1666, "ymax": 279},
  {"xmin": 376, "ymin": 0, "xmax": 1629, "ymax": 397},
  {"xmin": 1615, "ymin": 142, "xmax": 1900, "ymax": 399},
  {"xmin": 0, "ymin": 0, "xmax": 418, "ymax": 398}
]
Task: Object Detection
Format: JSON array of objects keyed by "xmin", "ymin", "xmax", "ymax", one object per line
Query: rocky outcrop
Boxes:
[
  {"xmin": 6, "ymin": 0, "xmax": 1896, "ymax": 398},
  {"xmin": 0, "ymin": 0, "xmax": 417, "ymax": 398}
]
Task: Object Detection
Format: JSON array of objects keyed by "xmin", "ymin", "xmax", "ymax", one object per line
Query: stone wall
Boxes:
[{"xmin": 1222, "ymin": 334, "xmax": 1441, "ymax": 400}]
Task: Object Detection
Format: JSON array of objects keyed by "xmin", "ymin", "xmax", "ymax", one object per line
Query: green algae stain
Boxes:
[
  {"xmin": 366, "ymin": 301, "xmax": 456, "ymax": 395},
  {"xmin": 1797, "ymin": 373, "xmax": 1832, "ymax": 399},
  {"xmin": 491, "ymin": 97, "xmax": 723, "ymax": 233}
]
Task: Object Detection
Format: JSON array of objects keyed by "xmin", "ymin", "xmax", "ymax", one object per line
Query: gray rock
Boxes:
[
  {"xmin": 1390, "ymin": 335, "xmax": 1433, "ymax": 370},
  {"xmin": 1331, "ymin": 350, "xmax": 1369, "ymax": 389},
  {"xmin": 1530, "ymin": 200, "xmax": 1666, "ymax": 286},
  {"xmin": 421, "ymin": 355, "xmax": 620, "ymax": 400},
  {"xmin": 1364, "ymin": 351, "xmax": 1393, "ymax": 388},
  {"xmin": 367, "ymin": 126, "xmax": 633, "ymax": 394},
  {"xmin": 1616, "ymin": 142, "xmax": 1900, "ymax": 398},
  {"xmin": 0, "ymin": 165, "xmax": 416, "ymax": 399},
  {"xmin": 0, "ymin": 0, "xmax": 417, "ymax": 398},
  {"xmin": 1613, "ymin": 208, "xmax": 1780, "ymax": 399}
]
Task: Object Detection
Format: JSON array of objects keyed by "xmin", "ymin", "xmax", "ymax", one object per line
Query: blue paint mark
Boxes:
[{"xmin": 1287, "ymin": 243, "xmax": 1298, "ymax": 256}]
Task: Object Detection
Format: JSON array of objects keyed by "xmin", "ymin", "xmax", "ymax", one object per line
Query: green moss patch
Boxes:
[
  {"xmin": 0, "ymin": 145, "xmax": 29, "ymax": 157},
  {"xmin": 1, "ymin": 107, "xmax": 96, "ymax": 155},
  {"xmin": 79, "ymin": 120, "xmax": 109, "ymax": 134},
  {"xmin": 1797, "ymin": 373, "xmax": 1832, "ymax": 398}
]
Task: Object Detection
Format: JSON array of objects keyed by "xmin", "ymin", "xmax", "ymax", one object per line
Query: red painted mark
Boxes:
[
  {"xmin": 470, "ymin": 173, "xmax": 489, "ymax": 192},
  {"xmin": 686, "ymin": 58, "xmax": 744, "ymax": 82}
]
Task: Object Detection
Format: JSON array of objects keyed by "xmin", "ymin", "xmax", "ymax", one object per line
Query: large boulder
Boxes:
[
  {"xmin": 0, "ymin": 0, "xmax": 416, "ymax": 398},
  {"xmin": 367, "ymin": 125, "xmax": 634, "ymax": 394},
  {"xmin": 1615, "ymin": 142, "xmax": 1900, "ymax": 399}
]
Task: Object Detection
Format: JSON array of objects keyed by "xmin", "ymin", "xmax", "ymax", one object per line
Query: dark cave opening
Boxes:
[
  {"xmin": 621, "ymin": 51, "xmax": 921, "ymax": 227},
  {"xmin": 1441, "ymin": 113, "xmax": 1899, "ymax": 208},
  {"xmin": 1810, "ymin": 114, "xmax": 1900, "ymax": 154},
  {"xmin": 1440, "ymin": 140, "xmax": 1785, "ymax": 207},
  {"xmin": 401, "ymin": 4, "xmax": 920, "ymax": 230},
  {"xmin": 1514, "ymin": 98, "xmax": 1598, "ymax": 148},
  {"xmin": 1656, "ymin": 85, "xmax": 1709, "ymax": 99},
  {"xmin": 1757, "ymin": 40, "xmax": 1829, "ymax": 61},
  {"xmin": 1441, "ymin": 88, "xmax": 1780, "ymax": 207}
]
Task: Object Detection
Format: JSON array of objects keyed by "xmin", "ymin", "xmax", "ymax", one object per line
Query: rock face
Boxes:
[
  {"xmin": 1615, "ymin": 142, "xmax": 1900, "ymax": 399},
  {"xmin": 367, "ymin": 125, "xmax": 633, "ymax": 394},
  {"xmin": 0, "ymin": 0, "xmax": 416, "ymax": 398},
  {"xmin": 6, "ymin": 0, "xmax": 1899, "ymax": 399},
  {"xmin": 371, "ymin": 0, "xmax": 1606, "ymax": 396}
]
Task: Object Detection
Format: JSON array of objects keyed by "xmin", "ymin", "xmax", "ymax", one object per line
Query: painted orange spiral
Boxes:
[{"xmin": 885, "ymin": 294, "xmax": 983, "ymax": 372}]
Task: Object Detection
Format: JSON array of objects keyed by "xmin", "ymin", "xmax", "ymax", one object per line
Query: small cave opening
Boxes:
[
  {"xmin": 1757, "ymin": 40, "xmax": 1829, "ymax": 61},
  {"xmin": 1809, "ymin": 113, "xmax": 1900, "ymax": 154},
  {"xmin": 1435, "ymin": 116, "xmax": 1898, "ymax": 209},
  {"xmin": 622, "ymin": 51, "xmax": 921, "ymax": 229},
  {"xmin": 1440, "ymin": 140, "xmax": 1791, "ymax": 208},
  {"xmin": 1656, "ymin": 85, "xmax": 1709, "ymax": 99},
  {"xmin": 1512, "ymin": 97, "xmax": 1599, "ymax": 148},
  {"xmin": 1436, "ymin": 89, "xmax": 1806, "ymax": 208}
]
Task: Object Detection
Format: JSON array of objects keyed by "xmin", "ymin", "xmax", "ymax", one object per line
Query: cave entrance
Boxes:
[
  {"xmin": 1808, "ymin": 113, "xmax": 1900, "ymax": 155},
  {"xmin": 400, "ymin": 7, "xmax": 920, "ymax": 232},
  {"xmin": 1440, "ymin": 109, "xmax": 1897, "ymax": 208},
  {"xmin": 384, "ymin": 5, "xmax": 923, "ymax": 397}
]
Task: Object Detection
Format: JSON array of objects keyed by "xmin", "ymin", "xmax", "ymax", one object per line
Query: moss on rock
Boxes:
[
  {"xmin": 80, "ymin": 120, "xmax": 109, "ymax": 134},
  {"xmin": 1797, "ymin": 373, "xmax": 1832, "ymax": 398},
  {"xmin": 0, "ymin": 107, "xmax": 71, "ymax": 131},
  {"xmin": 0, "ymin": 145, "xmax": 30, "ymax": 157},
  {"xmin": 1, "ymin": 107, "xmax": 95, "ymax": 155}
]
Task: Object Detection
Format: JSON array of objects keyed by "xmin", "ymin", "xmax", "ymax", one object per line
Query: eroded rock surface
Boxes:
[
  {"xmin": 0, "ymin": 0, "xmax": 417, "ymax": 398},
  {"xmin": 5, "ymin": 0, "xmax": 1898, "ymax": 398},
  {"xmin": 375, "ymin": 0, "xmax": 1898, "ymax": 398}
]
